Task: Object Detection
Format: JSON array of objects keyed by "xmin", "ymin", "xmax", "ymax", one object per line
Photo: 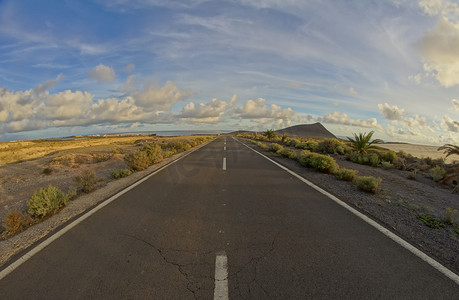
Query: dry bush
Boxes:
[
  {"xmin": 445, "ymin": 208, "xmax": 459, "ymax": 225},
  {"xmin": 124, "ymin": 150, "xmax": 151, "ymax": 171},
  {"xmin": 92, "ymin": 153, "xmax": 113, "ymax": 163},
  {"xmin": 42, "ymin": 167, "xmax": 53, "ymax": 175},
  {"xmin": 3, "ymin": 211, "xmax": 23, "ymax": 234},
  {"xmin": 73, "ymin": 169, "xmax": 98, "ymax": 193}
]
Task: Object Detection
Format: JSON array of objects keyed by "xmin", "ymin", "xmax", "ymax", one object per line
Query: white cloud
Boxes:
[
  {"xmin": 88, "ymin": 64, "xmax": 116, "ymax": 82},
  {"xmin": 178, "ymin": 98, "xmax": 232, "ymax": 123},
  {"xmin": 234, "ymin": 98, "xmax": 296, "ymax": 128},
  {"xmin": 133, "ymin": 81, "xmax": 192, "ymax": 111},
  {"xmin": 378, "ymin": 103, "xmax": 405, "ymax": 120},
  {"xmin": 42, "ymin": 90, "xmax": 93, "ymax": 121},
  {"xmin": 0, "ymin": 77, "xmax": 192, "ymax": 134},
  {"xmin": 349, "ymin": 87, "xmax": 357, "ymax": 95},
  {"xmin": 402, "ymin": 114, "xmax": 431, "ymax": 129},
  {"xmin": 418, "ymin": 0, "xmax": 459, "ymax": 18},
  {"xmin": 452, "ymin": 98, "xmax": 459, "ymax": 110},
  {"xmin": 442, "ymin": 114, "xmax": 459, "ymax": 132},
  {"xmin": 417, "ymin": 17, "xmax": 459, "ymax": 87},
  {"xmin": 90, "ymin": 97, "xmax": 146, "ymax": 123},
  {"xmin": 33, "ymin": 74, "xmax": 64, "ymax": 95},
  {"xmin": 320, "ymin": 111, "xmax": 380, "ymax": 128}
]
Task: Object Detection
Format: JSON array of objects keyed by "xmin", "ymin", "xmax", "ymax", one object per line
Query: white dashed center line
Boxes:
[
  {"xmin": 223, "ymin": 157, "xmax": 226, "ymax": 170},
  {"xmin": 214, "ymin": 252, "xmax": 229, "ymax": 300}
]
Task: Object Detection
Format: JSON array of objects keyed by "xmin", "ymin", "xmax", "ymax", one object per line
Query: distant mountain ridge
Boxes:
[{"xmin": 276, "ymin": 123, "xmax": 336, "ymax": 139}]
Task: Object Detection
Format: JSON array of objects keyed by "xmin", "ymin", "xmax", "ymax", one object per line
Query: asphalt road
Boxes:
[{"xmin": 0, "ymin": 136, "xmax": 458, "ymax": 299}]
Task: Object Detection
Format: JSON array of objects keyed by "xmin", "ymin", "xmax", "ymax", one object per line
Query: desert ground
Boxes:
[
  {"xmin": 381, "ymin": 143, "xmax": 456, "ymax": 164},
  {"xmin": 0, "ymin": 135, "xmax": 213, "ymax": 221}
]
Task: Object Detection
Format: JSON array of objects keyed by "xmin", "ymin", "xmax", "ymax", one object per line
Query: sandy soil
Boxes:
[{"xmin": 380, "ymin": 143, "xmax": 456, "ymax": 164}]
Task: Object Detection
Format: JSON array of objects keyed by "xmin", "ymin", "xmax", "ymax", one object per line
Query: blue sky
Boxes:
[{"xmin": 0, "ymin": 0, "xmax": 458, "ymax": 144}]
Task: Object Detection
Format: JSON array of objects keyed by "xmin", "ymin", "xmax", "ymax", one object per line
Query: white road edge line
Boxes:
[
  {"xmin": 223, "ymin": 157, "xmax": 227, "ymax": 170},
  {"xmin": 235, "ymin": 137, "xmax": 459, "ymax": 286},
  {"xmin": 0, "ymin": 141, "xmax": 210, "ymax": 281},
  {"xmin": 214, "ymin": 252, "xmax": 229, "ymax": 300}
]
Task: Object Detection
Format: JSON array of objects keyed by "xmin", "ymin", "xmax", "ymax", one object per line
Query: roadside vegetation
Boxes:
[
  {"xmin": 0, "ymin": 136, "xmax": 213, "ymax": 238},
  {"xmin": 236, "ymin": 130, "xmax": 459, "ymax": 237}
]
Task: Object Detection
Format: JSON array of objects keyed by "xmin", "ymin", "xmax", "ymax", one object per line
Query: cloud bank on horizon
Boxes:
[{"xmin": 0, "ymin": 0, "xmax": 458, "ymax": 145}]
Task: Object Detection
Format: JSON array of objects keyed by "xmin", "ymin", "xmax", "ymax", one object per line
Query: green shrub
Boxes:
[
  {"xmin": 259, "ymin": 142, "xmax": 268, "ymax": 150},
  {"xmin": 428, "ymin": 166, "xmax": 446, "ymax": 181},
  {"xmin": 367, "ymin": 153, "xmax": 380, "ymax": 167},
  {"xmin": 381, "ymin": 161, "xmax": 393, "ymax": 170},
  {"xmin": 295, "ymin": 142, "xmax": 309, "ymax": 150},
  {"xmin": 348, "ymin": 151, "xmax": 360, "ymax": 163},
  {"xmin": 281, "ymin": 134, "xmax": 289, "ymax": 143},
  {"xmin": 349, "ymin": 152, "xmax": 380, "ymax": 167},
  {"xmin": 445, "ymin": 207, "xmax": 459, "ymax": 225},
  {"xmin": 314, "ymin": 139, "xmax": 348, "ymax": 155},
  {"xmin": 279, "ymin": 148, "xmax": 298, "ymax": 160},
  {"xmin": 298, "ymin": 150, "xmax": 313, "ymax": 167},
  {"xmin": 310, "ymin": 154, "xmax": 338, "ymax": 173},
  {"xmin": 269, "ymin": 143, "xmax": 283, "ymax": 153},
  {"xmin": 355, "ymin": 176, "xmax": 382, "ymax": 193},
  {"xmin": 286, "ymin": 138, "xmax": 300, "ymax": 147},
  {"xmin": 418, "ymin": 214, "xmax": 445, "ymax": 229},
  {"xmin": 111, "ymin": 168, "xmax": 133, "ymax": 179},
  {"xmin": 380, "ymin": 150, "xmax": 397, "ymax": 163},
  {"xmin": 334, "ymin": 168, "xmax": 358, "ymax": 181},
  {"xmin": 27, "ymin": 185, "xmax": 70, "ymax": 218},
  {"xmin": 299, "ymin": 151, "xmax": 338, "ymax": 173},
  {"xmin": 124, "ymin": 150, "xmax": 150, "ymax": 171},
  {"xmin": 73, "ymin": 169, "xmax": 98, "ymax": 193}
]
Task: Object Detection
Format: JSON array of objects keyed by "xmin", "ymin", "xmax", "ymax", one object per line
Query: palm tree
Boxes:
[
  {"xmin": 281, "ymin": 133, "xmax": 288, "ymax": 143},
  {"xmin": 264, "ymin": 129, "xmax": 277, "ymax": 141},
  {"xmin": 347, "ymin": 131, "xmax": 383, "ymax": 154},
  {"xmin": 438, "ymin": 144, "xmax": 459, "ymax": 158}
]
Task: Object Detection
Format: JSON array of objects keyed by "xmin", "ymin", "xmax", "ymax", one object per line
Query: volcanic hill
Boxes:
[{"xmin": 276, "ymin": 123, "xmax": 336, "ymax": 139}]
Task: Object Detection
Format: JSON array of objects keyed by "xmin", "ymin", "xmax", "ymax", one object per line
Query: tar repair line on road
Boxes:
[{"xmin": 234, "ymin": 137, "xmax": 459, "ymax": 286}]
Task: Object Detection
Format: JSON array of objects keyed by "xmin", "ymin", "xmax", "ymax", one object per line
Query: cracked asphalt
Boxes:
[{"xmin": 0, "ymin": 136, "xmax": 458, "ymax": 299}]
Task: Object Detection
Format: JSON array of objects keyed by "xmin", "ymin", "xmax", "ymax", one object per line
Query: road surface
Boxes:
[{"xmin": 0, "ymin": 136, "xmax": 458, "ymax": 299}]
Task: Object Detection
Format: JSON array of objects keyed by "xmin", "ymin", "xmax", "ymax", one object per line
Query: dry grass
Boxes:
[{"xmin": 0, "ymin": 135, "xmax": 213, "ymax": 166}]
